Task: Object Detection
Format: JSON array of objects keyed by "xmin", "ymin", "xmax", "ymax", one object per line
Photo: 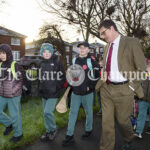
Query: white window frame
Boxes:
[
  {"xmin": 90, "ymin": 49, "xmax": 94, "ymax": 53},
  {"xmin": 65, "ymin": 46, "xmax": 70, "ymax": 52},
  {"xmin": 11, "ymin": 38, "xmax": 20, "ymax": 46},
  {"xmin": 12, "ymin": 51, "xmax": 20, "ymax": 61},
  {"xmin": 66, "ymin": 55, "xmax": 70, "ymax": 64},
  {"xmin": 100, "ymin": 48, "xmax": 104, "ymax": 53}
]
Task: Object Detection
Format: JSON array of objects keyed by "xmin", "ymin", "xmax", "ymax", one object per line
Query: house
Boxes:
[
  {"xmin": 71, "ymin": 41, "xmax": 105, "ymax": 61},
  {"xmin": 90, "ymin": 42, "xmax": 104, "ymax": 58},
  {"xmin": 63, "ymin": 41, "xmax": 73, "ymax": 65},
  {"xmin": 0, "ymin": 26, "xmax": 27, "ymax": 61},
  {"xmin": 25, "ymin": 40, "xmax": 40, "ymax": 56},
  {"xmin": 25, "ymin": 39, "xmax": 73, "ymax": 65},
  {"xmin": 25, "ymin": 39, "xmax": 104, "ymax": 66}
]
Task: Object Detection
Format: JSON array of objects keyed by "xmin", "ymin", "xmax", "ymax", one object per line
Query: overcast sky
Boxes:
[{"xmin": 0, "ymin": 0, "xmax": 106, "ymax": 44}]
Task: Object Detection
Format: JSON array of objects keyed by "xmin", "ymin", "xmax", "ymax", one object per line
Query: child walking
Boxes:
[
  {"xmin": 39, "ymin": 42, "xmax": 66, "ymax": 141},
  {"xmin": 62, "ymin": 41, "xmax": 101, "ymax": 146},
  {"xmin": 0, "ymin": 44, "xmax": 24, "ymax": 142},
  {"xmin": 134, "ymin": 62, "xmax": 150, "ymax": 138}
]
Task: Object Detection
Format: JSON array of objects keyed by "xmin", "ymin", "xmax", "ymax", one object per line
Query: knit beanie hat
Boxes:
[{"xmin": 40, "ymin": 43, "xmax": 54, "ymax": 56}]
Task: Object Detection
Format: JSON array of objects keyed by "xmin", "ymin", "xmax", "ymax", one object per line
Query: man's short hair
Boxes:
[{"xmin": 98, "ymin": 19, "xmax": 118, "ymax": 31}]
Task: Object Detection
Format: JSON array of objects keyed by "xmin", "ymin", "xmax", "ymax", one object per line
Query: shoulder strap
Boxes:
[
  {"xmin": 11, "ymin": 61, "xmax": 17, "ymax": 79},
  {"xmin": 72, "ymin": 57, "xmax": 76, "ymax": 65},
  {"xmin": 0, "ymin": 61, "xmax": 17, "ymax": 79},
  {"xmin": 87, "ymin": 58, "xmax": 94, "ymax": 78},
  {"xmin": 72, "ymin": 57, "xmax": 94, "ymax": 78}
]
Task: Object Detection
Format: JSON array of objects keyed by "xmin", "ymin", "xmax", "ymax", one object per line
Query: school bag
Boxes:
[{"xmin": 72, "ymin": 57, "xmax": 94, "ymax": 78}]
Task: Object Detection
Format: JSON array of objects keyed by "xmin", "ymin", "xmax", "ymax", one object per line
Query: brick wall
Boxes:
[{"xmin": 0, "ymin": 35, "xmax": 25, "ymax": 58}]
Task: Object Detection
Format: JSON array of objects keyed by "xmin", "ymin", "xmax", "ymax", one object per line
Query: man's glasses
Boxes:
[{"xmin": 100, "ymin": 27, "xmax": 110, "ymax": 36}]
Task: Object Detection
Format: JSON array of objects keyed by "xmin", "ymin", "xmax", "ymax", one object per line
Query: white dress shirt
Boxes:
[{"xmin": 106, "ymin": 35, "xmax": 127, "ymax": 82}]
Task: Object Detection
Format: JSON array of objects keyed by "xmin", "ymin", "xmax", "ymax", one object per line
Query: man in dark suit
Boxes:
[{"xmin": 96, "ymin": 20, "xmax": 146, "ymax": 150}]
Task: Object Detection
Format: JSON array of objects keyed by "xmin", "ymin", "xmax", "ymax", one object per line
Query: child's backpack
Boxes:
[{"xmin": 72, "ymin": 57, "xmax": 94, "ymax": 78}]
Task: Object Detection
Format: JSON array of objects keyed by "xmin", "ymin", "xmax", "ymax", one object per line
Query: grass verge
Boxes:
[{"xmin": 0, "ymin": 96, "xmax": 99, "ymax": 150}]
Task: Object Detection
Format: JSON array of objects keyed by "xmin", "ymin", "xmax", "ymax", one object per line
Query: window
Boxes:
[
  {"xmin": 90, "ymin": 49, "xmax": 94, "ymax": 53},
  {"xmin": 66, "ymin": 55, "xmax": 70, "ymax": 64},
  {"xmin": 100, "ymin": 48, "xmax": 104, "ymax": 53},
  {"xmin": 96, "ymin": 47, "xmax": 99, "ymax": 53},
  {"xmin": 12, "ymin": 51, "xmax": 20, "ymax": 61},
  {"xmin": 11, "ymin": 38, "xmax": 20, "ymax": 46},
  {"xmin": 65, "ymin": 46, "xmax": 70, "ymax": 52}
]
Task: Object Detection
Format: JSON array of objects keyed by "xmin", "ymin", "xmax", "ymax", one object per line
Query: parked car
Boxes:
[{"xmin": 19, "ymin": 55, "xmax": 43, "ymax": 69}]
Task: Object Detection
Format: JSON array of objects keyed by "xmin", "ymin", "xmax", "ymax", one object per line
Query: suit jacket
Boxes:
[{"xmin": 96, "ymin": 36, "xmax": 146, "ymax": 98}]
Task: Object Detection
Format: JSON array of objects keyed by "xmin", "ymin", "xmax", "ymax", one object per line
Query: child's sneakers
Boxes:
[
  {"xmin": 62, "ymin": 135, "xmax": 74, "ymax": 146},
  {"xmin": 49, "ymin": 130, "xmax": 57, "ymax": 140},
  {"xmin": 145, "ymin": 127, "xmax": 150, "ymax": 135},
  {"xmin": 41, "ymin": 130, "xmax": 57, "ymax": 141},
  {"xmin": 134, "ymin": 132, "xmax": 142, "ymax": 139},
  {"xmin": 3, "ymin": 124, "xmax": 13, "ymax": 136},
  {"xmin": 82, "ymin": 131, "xmax": 92, "ymax": 138},
  {"xmin": 10, "ymin": 134, "xmax": 23, "ymax": 142}
]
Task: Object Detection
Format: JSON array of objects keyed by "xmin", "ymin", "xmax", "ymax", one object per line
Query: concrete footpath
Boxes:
[{"xmin": 18, "ymin": 115, "xmax": 150, "ymax": 150}]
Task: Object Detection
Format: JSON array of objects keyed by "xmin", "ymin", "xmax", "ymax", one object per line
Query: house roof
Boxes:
[{"xmin": 0, "ymin": 26, "xmax": 27, "ymax": 38}]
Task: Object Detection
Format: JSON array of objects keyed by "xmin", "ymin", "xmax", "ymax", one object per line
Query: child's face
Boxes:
[
  {"xmin": 0, "ymin": 51, "xmax": 6, "ymax": 62},
  {"xmin": 78, "ymin": 45, "xmax": 89, "ymax": 57},
  {"xmin": 43, "ymin": 50, "xmax": 52, "ymax": 59}
]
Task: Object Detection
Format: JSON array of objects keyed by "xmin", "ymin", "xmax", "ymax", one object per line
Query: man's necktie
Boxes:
[{"xmin": 106, "ymin": 43, "xmax": 113, "ymax": 84}]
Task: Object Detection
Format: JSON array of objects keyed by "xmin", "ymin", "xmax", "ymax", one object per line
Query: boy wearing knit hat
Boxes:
[
  {"xmin": 39, "ymin": 42, "xmax": 66, "ymax": 141},
  {"xmin": 0, "ymin": 44, "xmax": 25, "ymax": 142}
]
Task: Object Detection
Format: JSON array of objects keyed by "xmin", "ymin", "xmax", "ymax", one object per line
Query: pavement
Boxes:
[{"xmin": 17, "ymin": 115, "xmax": 150, "ymax": 150}]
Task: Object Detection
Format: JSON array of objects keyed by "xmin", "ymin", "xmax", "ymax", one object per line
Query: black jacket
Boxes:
[
  {"xmin": 71, "ymin": 54, "xmax": 101, "ymax": 95},
  {"xmin": 38, "ymin": 54, "xmax": 66, "ymax": 99}
]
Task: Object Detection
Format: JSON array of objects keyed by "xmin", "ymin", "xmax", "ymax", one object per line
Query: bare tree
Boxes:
[
  {"xmin": 39, "ymin": 0, "xmax": 150, "ymax": 49},
  {"xmin": 115, "ymin": 0, "xmax": 150, "ymax": 39},
  {"xmin": 39, "ymin": 24, "xmax": 67, "ymax": 69},
  {"xmin": 40, "ymin": 0, "xmax": 115, "ymax": 41}
]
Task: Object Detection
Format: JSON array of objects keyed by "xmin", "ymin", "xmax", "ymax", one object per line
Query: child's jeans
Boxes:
[
  {"xmin": 42, "ymin": 98, "xmax": 58, "ymax": 133},
  {"xmin": 136, "ymin": 101, "xmax": 150, "ymax": 134},
  {"xmin": 0, "ymin": 95, "xmax": 22, "ymax": 137}
]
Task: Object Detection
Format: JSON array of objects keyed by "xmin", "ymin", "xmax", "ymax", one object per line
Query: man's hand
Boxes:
[{"xmin": 146, "ymin": 66, "xmax": 150, "ymax": 74}]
